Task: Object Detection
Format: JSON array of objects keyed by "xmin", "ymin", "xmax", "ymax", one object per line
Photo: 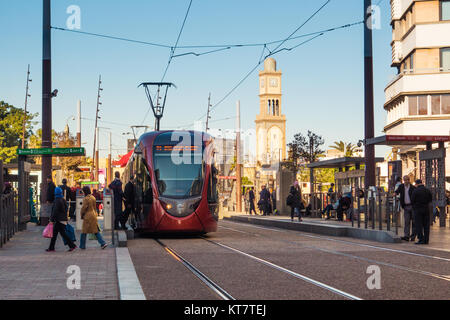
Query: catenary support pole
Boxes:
[
  {"xmin": 41, "ymin": 0, "xmax": 52, "ymax": 225},
  {"xmin": 364, "ymin": 0, "xmax": 376, "ymax": 188},
  {"xmin": 236, "ymin": 101, "xmax": 242, "ymax": 213}
]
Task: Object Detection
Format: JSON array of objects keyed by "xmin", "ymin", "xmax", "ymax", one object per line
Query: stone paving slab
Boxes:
[{"xmin": 0, "ymin": 222, "xmax": 119, "ymax": 300}]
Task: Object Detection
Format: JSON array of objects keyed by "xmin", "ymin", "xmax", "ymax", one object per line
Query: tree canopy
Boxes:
[
  {"xmin": 0, "ymin": 101, "xmax": 37, "ymax": 163},
  {"xmin": 329, "ymin": 140, "xmax": 360, "ymax": 157}
]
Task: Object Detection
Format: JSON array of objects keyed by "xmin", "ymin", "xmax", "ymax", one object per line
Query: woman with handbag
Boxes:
[
  {"xmin": 46, "ymin": 187, "xmax": 77, "ymax": 252},
  {"xmin": 79, "ymin": 186, "xmax": 108, "ymax": 250}
]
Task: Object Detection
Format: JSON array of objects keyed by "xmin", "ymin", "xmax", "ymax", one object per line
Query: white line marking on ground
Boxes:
[{"xmin": 116, "ymin": 247, "xmax": 146, "ymax": 300}]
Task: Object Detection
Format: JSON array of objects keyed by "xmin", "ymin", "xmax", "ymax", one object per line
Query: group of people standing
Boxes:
[
  {"xmin": 246, "ymin": 185, "xmax": 277, "ymax": 216},
  {"xmin": 109, "ymin": 171, "xmax": 136, "ymax": 230},
  {"xmin": 395, "ymin": 176, "xmax": 433, "ymax": 245}
]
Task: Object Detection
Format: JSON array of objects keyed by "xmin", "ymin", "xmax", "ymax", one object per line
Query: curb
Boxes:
[
  {"xmin": 115, "ymin": 247, "xmax": 146, "ymax": 300},
  {"xmin": 225, "ymin": 216, "xmax": 402, "ymax": 243}
]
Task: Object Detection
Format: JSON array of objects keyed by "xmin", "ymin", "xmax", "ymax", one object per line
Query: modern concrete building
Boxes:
[{"xmin": 385, "ymin": 0, "xmax": 450, "ymax": 179}]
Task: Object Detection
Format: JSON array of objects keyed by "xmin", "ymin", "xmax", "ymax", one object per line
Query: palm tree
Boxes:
[{"xmin": 329, "ymin": 141, "xmax": 359, "ymax": 157}]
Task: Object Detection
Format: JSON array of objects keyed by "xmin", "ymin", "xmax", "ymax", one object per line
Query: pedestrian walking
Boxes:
[
  {"xmin": 259, "ymin": 185, "xmax": 271, "ymax": 216},
  {"xmin": 79, "ymin": 186, "xmax": 107, "ymax": 250},
  {"xmin": 411, "ymin": 179, "xmax": 433, "ymax": 245},
  {"xmin": 248, "ymin": 187, "xmax": 257, "ymax": 215},
  {"xmin": 46, "ymin": 187, "xmax": 77, "ymax": 252},
  {"xmin": 395, "ymin": 175, "xmax": 416, "ymax": 241},
  {"xmin": 287, "ymin": 181, "xmax": 303, "ymax": 222},
  {"xmin": 59, "ymin": 178, "xmax": 72, "ymax": 216},
  {"xmin": 109, "ymin": 171, "xmax": 124, "ymax": 230},
  {"xmin": 271, "ymin": 187, "xmax": 279, "ymax": 215},
  {"xmin": 122, "ymin": 175, "xmax": 135, "ymax": 230}
]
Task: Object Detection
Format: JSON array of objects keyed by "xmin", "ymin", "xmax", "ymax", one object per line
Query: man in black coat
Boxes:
[
  {"xmin": 411, "ymin": 179, "xmax": 433, "ymax": 245},
  {"xmin": 109, "ymin": 171, "xmax": 124, "ymax": 230},
  {"xmin": 259, "ymin": 185, "xmax": 271, "ymax": 216},
  {"xmin": 122, "ymin": 175, "xmax": 135, "ymax": 230},
  {"xmin": 248, "ymin": 187, "xmax": 256, "ymax": 215},
  {"xmin": 46, "ymin": 175, "xmax": 56, "ymax": 204},
  {"xmin": 395, "ymin": 175, "xmax": 416, "ymax": 241}
]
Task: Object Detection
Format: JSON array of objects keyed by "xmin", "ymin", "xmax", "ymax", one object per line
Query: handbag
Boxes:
[
  {"xmin": 63, "ymin": 224, "xmax": 77, "ymax": 245},
  {"xmin": 43, "ymin": 223, "xmax": 53, "ymax": 238}
]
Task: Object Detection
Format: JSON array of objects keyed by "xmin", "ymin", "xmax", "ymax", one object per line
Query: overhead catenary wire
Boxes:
[
  {"xmin": 141, "ymin": 0, "xmax": 194, "ymax": 126},
  {"xmin": 197, "ymin": 0, "xmax": 333, "ymax": 122}
]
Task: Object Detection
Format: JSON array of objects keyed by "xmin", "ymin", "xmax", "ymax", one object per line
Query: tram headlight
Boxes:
[{"xmin": 159, "ymin": 197, "xmax": 202, "ymax": 217}]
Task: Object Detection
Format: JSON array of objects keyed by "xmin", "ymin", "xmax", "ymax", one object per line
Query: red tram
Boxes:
[{"xmin": 122, "ymin": 130, "xmax": 218, "ymax": 234}]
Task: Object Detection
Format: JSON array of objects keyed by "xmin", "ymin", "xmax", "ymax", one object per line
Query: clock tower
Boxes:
[{"xmin": 255, "ymin": 58, "xmax": 287, "ymax": 164}]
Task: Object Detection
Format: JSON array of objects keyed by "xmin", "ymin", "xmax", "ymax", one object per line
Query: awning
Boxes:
[{"xmin": 112, "ymin": 150, "xmax": 133, "ymax": 168}]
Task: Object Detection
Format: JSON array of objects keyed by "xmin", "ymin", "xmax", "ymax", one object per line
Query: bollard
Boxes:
[
  {"xmin": 102, "ymin": 188, "xmax": 113, "ymax": 231},
  {"xmin": 75, "ymin": 189, "xmax": 84, "ymax": 231}
]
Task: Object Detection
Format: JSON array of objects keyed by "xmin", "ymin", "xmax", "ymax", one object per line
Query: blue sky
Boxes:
[{"xmin": 0, "ymin": 0, "xmax": 394, "ymax": 159}]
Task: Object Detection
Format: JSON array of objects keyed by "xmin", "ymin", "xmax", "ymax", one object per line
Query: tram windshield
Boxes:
[{"xmin": 153, "ymin": 133, "xmax": 204, "ymax": 199}]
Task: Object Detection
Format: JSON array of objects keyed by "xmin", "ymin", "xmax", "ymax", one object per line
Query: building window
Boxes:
[
  {"xmin": 431, "ymin": 95, "xmax": 441, "ymax": 115},
  {"xmin": 441, "ymin": 0, "xmax": 450, "ymax": 21},
  {"xmin": 408, "ymin": 95, "xmax": 428, "ymax": 116},
  {"xmin": 431, "ymin": 94, "xmax": 450, "ymax": 115},
  {"xmin": 441, "ymin": 48, "xmax": 450, "ymax": 71}
]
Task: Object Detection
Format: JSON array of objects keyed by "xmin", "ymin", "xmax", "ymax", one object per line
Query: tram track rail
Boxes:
[
  {"xmin": 222, "ymin": 221, "xmax": 450, "ymax": 262},
  {"xmin": 155, "ymin": 239, "xmax": 235, "ymax": 300},
  {"xmin": 218, "ymin": 222, "xmax": 450, "ymax": 282}
]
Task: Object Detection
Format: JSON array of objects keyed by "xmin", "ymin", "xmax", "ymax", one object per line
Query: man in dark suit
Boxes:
[
  {"xmin": 411, "ymin": 179, "xmax": 433, "ymax": 245},
  {"xmin": 259, "ymin": 185, "xmax": 271, "ymax": 216},
  {"xmin": 395, "ymin": 175, "xmax": 416, "ymax": 241},
  {"xmin": 248, "ymin": 187, "xmax": 256, "ymax": 215}
]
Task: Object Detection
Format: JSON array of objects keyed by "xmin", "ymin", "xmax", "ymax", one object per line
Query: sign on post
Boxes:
[{"xmin": 17, "ymin": 147, "xmax": 86, "ymax": 157}]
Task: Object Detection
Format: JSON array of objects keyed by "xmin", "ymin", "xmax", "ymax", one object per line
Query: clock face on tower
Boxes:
[{"xmin": 270, "ymin": 78, "xmax": 278, "ymax": 87}]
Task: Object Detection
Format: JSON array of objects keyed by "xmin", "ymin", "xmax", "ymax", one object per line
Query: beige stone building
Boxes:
[
  {"xmin": 385, "ymin": 0, "xmax": 450, "ymax": 180},
  {"xmin": 255, "ymin": 58, "xmax": 287, "ymax": 164}
]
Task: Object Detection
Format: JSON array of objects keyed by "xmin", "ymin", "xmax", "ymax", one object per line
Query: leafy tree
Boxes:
[
  {"xmin": 0, "ymin": 101, "xmax": 37, "ymax": 163},
  {"xmin": 284, "ymin": 130, "xmax": 325, "ymax": 181},
  {"xmin": 329, "ymin": 140, "xmax": 360, "ymax": 157}
]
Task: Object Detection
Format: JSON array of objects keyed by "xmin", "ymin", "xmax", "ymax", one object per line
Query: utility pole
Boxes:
[
  {"xmin": 41, "ymin": 0, "xmax": 52, "ymax": 224},
  {"xmin": 21, "ymin": 65, "xmax": 32, "ymax": 149},
  {"xmin": 236, "ymin": 100, "xmax": 242, "ymax": 213},
  {"xmin": 95, "ymin": 127, "xmax": 99, "ymax": 182},
  {"xmin": 76, "ymin": 100, "xmax": 81, "ymax": 147},
  {"xmin": 107, "ymin": 131, "xmax": 112, "ymax": 186},
  {"xmin": 92, "ymin": 75, "xmax": 103, "ymax": 181},
  {"xmin": 364, "ymin": 0, "xmax": 376, "ymax": 188},
  {"xmin": 205, "ymin": 93, "xmax": 212, "ymax": 133}
]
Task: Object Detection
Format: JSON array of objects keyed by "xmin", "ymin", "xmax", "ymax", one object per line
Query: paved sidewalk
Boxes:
[{"xmin": 0, "ymin": 221, "xmax": 119, "ymax": 300}]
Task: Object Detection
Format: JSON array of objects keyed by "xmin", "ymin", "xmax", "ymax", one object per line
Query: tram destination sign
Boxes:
[{"xmin": 17, "ymin": 147, "xmax": 86, "ymax": 157}]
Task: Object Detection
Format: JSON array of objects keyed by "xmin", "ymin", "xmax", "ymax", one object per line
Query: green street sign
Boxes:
[
  {"xmin": 17, "ymin": 147, "xmax": 86, "ymax": 156},
  {"xmin": 81, "ymin": 181, "xmax": 99, "ymax": 185}
]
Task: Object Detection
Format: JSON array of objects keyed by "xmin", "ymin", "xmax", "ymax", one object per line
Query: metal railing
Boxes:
[
  {"xmin": 309, "ymin": 188, "xmax": 402, "ymax": 234},
  {"xmin": 0, "ymin": 192, "xmax": 19, "ymax": 248}
]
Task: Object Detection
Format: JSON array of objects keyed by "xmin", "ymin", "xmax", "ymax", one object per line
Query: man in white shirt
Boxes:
[{"xmin": 395, "ymin": 176, "xmax": 416, "ymax": 241}]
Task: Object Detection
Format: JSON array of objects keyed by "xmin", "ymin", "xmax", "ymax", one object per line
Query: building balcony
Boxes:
[
  {"xmin": 395, "ymin": 22, "xmax": 450, "ymax": 61},
  {"xmin": 385, "ymin": 70, "xmax": 450, "ymax": 105},
  {"xmin": 391, "ymin": 0, "xmax": 413, "ymax": 21}
]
